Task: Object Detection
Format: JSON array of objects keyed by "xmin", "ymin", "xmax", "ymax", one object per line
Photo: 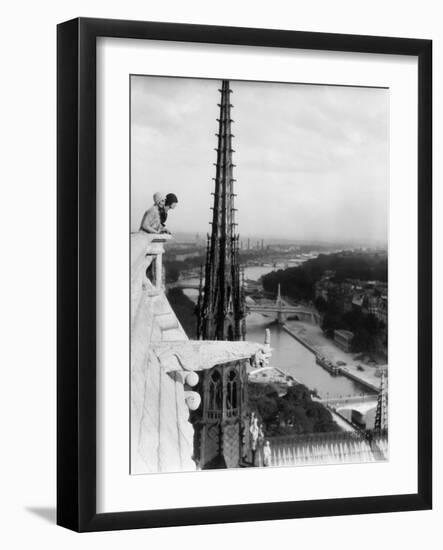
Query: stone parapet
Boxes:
[{"xmin": 130, "ymin": 231, "xmax": 272, "ymax": 474}]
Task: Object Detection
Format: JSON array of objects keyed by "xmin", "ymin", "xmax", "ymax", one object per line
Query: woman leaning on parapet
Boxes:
[
  {"xmin": 159, "ymin": 193, "xmax": 178, "ymax": 233},
  {"xmin": 140, "ymin": 192, "xmax": 178, "ymax": 235},
  {"xmin": 139, "ymin": 192, "xmax": 166, "ymax": 234}
]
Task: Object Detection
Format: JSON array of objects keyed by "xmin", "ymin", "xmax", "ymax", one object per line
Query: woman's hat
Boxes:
[{"xmin": 153, "ymin": 192, "xmax": 165, "ymax": 204}]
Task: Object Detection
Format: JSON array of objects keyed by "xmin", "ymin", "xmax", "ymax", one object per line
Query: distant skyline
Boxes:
[{"xmin": 131, "ymin": 76, "xmax": 388, "ymax": 244}]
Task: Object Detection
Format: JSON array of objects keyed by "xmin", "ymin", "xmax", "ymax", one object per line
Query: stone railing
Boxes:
[
  {"xmin": 131, "ymin": 232, "xmax": 171, "ymax": 293},
  {"xmin": 130, "ymin": 231, "xmax": 275, "ymax": 473},
  {"xmin": 131, "ymin": 232, "xmax": 171, "ymax": 327}
]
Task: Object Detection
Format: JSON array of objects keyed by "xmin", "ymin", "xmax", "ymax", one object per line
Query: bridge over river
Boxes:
[
  {"xmin": 315, "ymin": 394, "xmax": 379, "ymax": 429},
  {"xmin": 173, "ymin": 272, "xmax": 382, "ymax": 431},
  {"xmin": 318, "ymin": 394, "xmax": 378, "ymax": 408},
  {"xmin": 247, "ymin": 303, "xmax": 320, "ymax": 324},
  {"xmin": 168, "ymin": 281, "xmax": 201, "ymax": 290},
  {"xmin": 248, "ymin": 284, "xmax": 320, "ymax": 324},
  {"xmin": 169, "ymin": 281, "xmax": 320, "ymax": 324}
]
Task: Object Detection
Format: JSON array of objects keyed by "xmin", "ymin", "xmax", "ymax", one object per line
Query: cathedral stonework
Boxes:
[
  {"xmin": 194, "ymin": 80, "xmax": 250, "ymax": 469},
  {"xmin": 192, "ymin": 360, "xmax": 251, "ymax": 469},
  {"xmin": 196, "ymin": 79, "xmax": 246, "ymax": 342}
]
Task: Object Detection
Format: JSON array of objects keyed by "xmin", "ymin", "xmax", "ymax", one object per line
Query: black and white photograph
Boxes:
[{"xmin": 130, "ymin": 75, "xmax": 389, "ymax": 474}]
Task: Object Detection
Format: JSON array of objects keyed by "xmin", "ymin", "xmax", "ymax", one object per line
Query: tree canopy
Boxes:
[
  {"xmin": 262, "ymin": 252, "xmax": 387, "ymax": 301},
  {"xmin": 249, "ymin": 383, "xmax": 340, "ymax": 436}
]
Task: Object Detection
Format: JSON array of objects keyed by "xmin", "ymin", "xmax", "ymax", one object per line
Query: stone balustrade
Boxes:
[{"xmin": 130, "ymin": 231, "xmax": 273, "ymax": 474}]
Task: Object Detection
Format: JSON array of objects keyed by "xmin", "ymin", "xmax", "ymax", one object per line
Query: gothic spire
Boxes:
[
  {"xmin": 374, "ymin": 369, "xmax": 388, "ymax": 432},
  {"xmin": 196, "ymin": 80, "xmax": 245, "ymax": 341}
]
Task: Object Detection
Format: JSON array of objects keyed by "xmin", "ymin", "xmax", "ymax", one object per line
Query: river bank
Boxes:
[
  {"xmin": 176, "ymin": 267, "xmax": 382, "ymax": 399},
  {"xmin": 283, "ymin": 320, "xmax": 385, "ymax": 393}
]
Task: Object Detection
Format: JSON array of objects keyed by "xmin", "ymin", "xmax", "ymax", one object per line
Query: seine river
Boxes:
[{"xmin": 183, "ymin": 265, "xmax": 369, "ymax": 398}]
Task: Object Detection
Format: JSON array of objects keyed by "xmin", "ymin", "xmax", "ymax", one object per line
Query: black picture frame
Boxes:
[{"xmin": 57, "ymin": 17, "xmax": 432, "ymax": 532}]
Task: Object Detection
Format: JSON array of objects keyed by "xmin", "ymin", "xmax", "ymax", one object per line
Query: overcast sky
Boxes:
[{"xmin": 131, "ymin": 76, "xmax": 388, "ymax": 244}]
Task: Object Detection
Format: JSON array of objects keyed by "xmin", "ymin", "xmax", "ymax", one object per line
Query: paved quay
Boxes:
[{"xmin": 283, "ymin": 320, "xmax": 387, "ymax": 392}]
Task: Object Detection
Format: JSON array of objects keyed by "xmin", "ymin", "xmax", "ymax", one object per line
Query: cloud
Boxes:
[{"xmin": 131, "ymin": 76, "xmax": 388, "ymax": 244}]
